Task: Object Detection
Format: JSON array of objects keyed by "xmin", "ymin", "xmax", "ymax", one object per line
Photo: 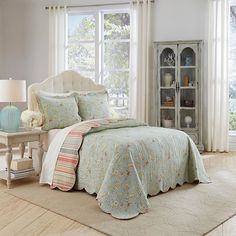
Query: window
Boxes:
[
  {"xmin": 68, "ymin": 14, "xmax": 96, "ymax": 79},
  {"xmin": 229, "ymin": 4, "xmax": 236, "ymax": 130},
  {"xmin": 67, "ymin": 7, "xmax": 130, "ymax": 115}
]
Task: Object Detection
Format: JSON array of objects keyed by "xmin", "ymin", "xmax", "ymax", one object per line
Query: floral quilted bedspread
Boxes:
[{"xmin": 50, "ymin": 118, "xmax": 210, "ymax": 219}]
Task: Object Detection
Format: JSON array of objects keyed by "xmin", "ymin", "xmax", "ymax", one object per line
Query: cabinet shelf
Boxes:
[
  {"xmin": 180, "ymin": 87, "xmax": 196, "ymax": 89},
  {"xmin": 155, "ymin": 40, "xmax": 203, "ymax": 151},
  {"xmin": 180, "ymin": 66, "xmax": 196, "ymax": 69},
  {"xmin": 180, "ymin": 128, "xmax": 198, "ymax": 131},
  {"xmin": 160, "ymin": 66, "xmax": 176, "ymax": 69},
  {"xmin": 180, "ymin": 107, "xmax": 195, "ymax": 110},
  {"xmin": 160, "ymin": 106, "xmax": 175, "ymax": 109},
  {"xmin": 160, "ymin": 87, "xmax": 175, "ymax": 89}
]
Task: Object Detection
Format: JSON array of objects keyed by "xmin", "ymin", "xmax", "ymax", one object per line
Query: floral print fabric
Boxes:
[
  {"xmin": 37, "ymin": 95, "xmax": 81, "ymax": 131},
  {"xmin": 73, "ymin": 122, "xmax": 210, "ymax": 219},
  {"xmin": 75, "ymin": 91, "xmax": 110, "ymax": 120}
]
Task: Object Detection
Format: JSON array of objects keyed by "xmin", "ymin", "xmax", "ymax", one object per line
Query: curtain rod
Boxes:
[{"xmin": 45, "ymin": 1, "xmax": 154, "ymax": 10}]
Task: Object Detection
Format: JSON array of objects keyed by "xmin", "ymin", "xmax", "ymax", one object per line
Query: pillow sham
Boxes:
[
  {"xmin": 36, "ymin": 95, "xmax": 81, "ymax": 131},
  {"xmin": 75, "ymin": 91, "xmax": 110, "ymax": 120}
]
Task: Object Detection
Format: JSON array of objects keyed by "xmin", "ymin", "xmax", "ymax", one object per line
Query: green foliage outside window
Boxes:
[{"xmin": 68, "ymin": 12, "xmax": 130, "ymax": 115}]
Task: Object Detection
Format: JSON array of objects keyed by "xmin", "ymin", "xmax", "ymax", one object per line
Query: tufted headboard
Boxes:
[{"xmin": 28, "ymin": 70, "xmax": 106, "ymax": 111}]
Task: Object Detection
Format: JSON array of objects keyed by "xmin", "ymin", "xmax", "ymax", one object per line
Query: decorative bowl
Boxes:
[{"xmin": 162, "ymin": 119, "xmax": 173, "ymax": 128}]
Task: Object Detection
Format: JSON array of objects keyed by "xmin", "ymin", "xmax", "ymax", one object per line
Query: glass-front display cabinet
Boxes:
[{"xmin": 153, "ymin": 41, "xmax": 204, "ymax": 152}]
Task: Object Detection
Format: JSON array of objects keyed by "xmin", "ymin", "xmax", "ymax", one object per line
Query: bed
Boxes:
[
  {"xmin": 28, "ymin": 70, "xmax": 210, "ymax": 219},
  {"xmin": 27, "ymin": 70, "xmax": 105, "ymax": 152}
]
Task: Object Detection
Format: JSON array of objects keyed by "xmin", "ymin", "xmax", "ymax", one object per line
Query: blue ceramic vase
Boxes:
[{"xmin": 1, "ymin": 105, "xmax": 21, "ymax": 132}]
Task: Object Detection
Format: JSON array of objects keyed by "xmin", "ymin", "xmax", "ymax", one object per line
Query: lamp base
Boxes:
[{"xmin": 1, "ymin": 105, "xmax": 21, "ymax": 132}]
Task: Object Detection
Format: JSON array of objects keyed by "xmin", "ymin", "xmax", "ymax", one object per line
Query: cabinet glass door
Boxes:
[
  {"xmin": 158, "ymin": 46, "xmax": 177, "ymax": 128},
  {"xmin": 178, "ymin": 45, "xmax": 198, "ymax": 130}
]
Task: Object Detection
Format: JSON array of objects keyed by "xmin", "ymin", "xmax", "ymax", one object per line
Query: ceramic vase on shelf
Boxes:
[
  {"xmin": 162, "ymin": 119, "xmax": 174, "ymax": 128},
  {"xmin": 163, "ymin": 73, "xmax": 173, "ymax": 87},
  {"xmin": 183, "ymin": 75, "xmax": 190, "ymax": 87},
  {"xmin": 185, "ymin": 56, "xmax": 193, "ymax": 66},
  {"xmin": 184, "ymin": 116, "xmax": 192, "ymax": 128}
]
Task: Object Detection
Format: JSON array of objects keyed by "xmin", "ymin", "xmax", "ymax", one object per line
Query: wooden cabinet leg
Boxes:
[
  {"xmin": 37, "ymin": 141, "xmax": 44, "ymax": 176},
  {"xmin": 5, "ymin": 146, "xmax": 12, "ymax": 189},
  {"xmin": 19, "ymin": 143, "xmax": 25, "ymax": 159}
]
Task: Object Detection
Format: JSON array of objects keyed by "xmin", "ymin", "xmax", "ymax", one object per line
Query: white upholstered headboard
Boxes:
[{"xmin": 28, "ymin": 70, "xmax": 106, "ymax": 111}]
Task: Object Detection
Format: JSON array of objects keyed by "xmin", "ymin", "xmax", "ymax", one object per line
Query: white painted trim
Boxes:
[
  {"xmin": 104, "ymin": 39, "xmax": 130, "ymax": 43},
  {"xmin": 229, "ymin": 2, "xmax": 236, "ymax": 150},
  {"xmin": 105, "ymin": 69, "xmax": 130, "ymax": 72},
  {"xmin": 101, "ymin": 11, "xmax": 105, "ymax": 84},
  {"xmin": 229, "ymin": 134, "xmax": 236, "ymax": 151},
  {"xmin": 76, "ymin": 68, "xmax": 95, "ymax": 71},
  {"xmin": 95, "ymin": 11, "xmax": 100, "ymax": 84},
  {"xmin": 70, "ymin": 40, "xmax": 95, "ymax": 43},
  {"xmin": 65, "ymin": 12, "xmax": 69, "ymax": 70}
]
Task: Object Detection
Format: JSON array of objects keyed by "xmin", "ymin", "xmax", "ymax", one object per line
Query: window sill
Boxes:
[{"xmin": 229, "ymin": 131, "xmax": 236, "ymax": 137}]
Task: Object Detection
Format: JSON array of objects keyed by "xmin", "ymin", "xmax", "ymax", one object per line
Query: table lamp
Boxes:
[{"xmin": 0, "ymin": 78, "xmax": 26, "ymax": 132}]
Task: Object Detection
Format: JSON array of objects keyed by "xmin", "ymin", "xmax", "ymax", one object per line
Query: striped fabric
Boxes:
[{"xmin": 51, "ymin": 119, "xmax": 112, "ymax": 191}]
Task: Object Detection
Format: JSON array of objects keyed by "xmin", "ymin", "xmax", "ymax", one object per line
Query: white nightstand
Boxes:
[{"xmin": 0, "ymin": 128, "xmax": 46, "ymax": 188}]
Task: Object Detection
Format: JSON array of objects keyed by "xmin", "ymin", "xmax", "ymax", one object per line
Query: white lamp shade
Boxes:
[{"xmin": 0, "ymin": 79, "xmax": 26, "ymax": 102}]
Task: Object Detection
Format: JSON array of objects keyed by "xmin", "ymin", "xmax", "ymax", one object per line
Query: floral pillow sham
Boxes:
[
  {"xmin": 36, "ymin": 95, "xmax": 81, "ymax": 131},
  {"xmin": 75, "ymin": 91, "xmax": 110, "ymax": 120}
]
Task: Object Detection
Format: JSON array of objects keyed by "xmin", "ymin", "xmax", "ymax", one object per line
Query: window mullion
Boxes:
[
  {"xmin": 101, "ymin": 11, "xmax": 105, "ymax": 85},
  {"xmin": 65, "ymin": 13, "xmax": 69, "ymax": 70},
  {"xmin": 229, "ymin": 5, "xmax": 236, "ymax": 131},
  {"xmin": 95, "ymin": 11, "xmax": 100, "ymax": 83},
  {"xmin": 103, "ymin": 39, "xmax": 130, "ymax": 43}
]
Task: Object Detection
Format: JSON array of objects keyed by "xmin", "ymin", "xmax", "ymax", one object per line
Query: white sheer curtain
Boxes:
[
  {"xmin": 48, "ymin": 6, "xmax": 67, "ymax": 76},
  {"xmin": 129, "ymin": 0, "xmax": 153, "ymax": 123},
  {"xmin": 206, "ymin": 0, "xmax": 229, "ymax": 152}
]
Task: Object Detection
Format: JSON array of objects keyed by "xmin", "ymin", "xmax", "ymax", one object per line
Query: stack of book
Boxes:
[
  {"xmin": 5, "ymin": 168, "xmax": 35, "ymax": 179},
  {"xmin": 4, "ymin": 158, "xmax": 36, "ymax": 179}
]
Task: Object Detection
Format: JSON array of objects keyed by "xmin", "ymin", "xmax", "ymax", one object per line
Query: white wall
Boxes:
[
  {"xmin": 153, "ymin": 0, "xmax": 209, "ymax": 146},
  {"xmin": 0, "ymin": 0, "xmax": 208, "ymax": 80},
  {"xmin": 0, "ymin": 0, "xmax": 208, "ymax": 112},
  {"xmin": 153, "ymin": 0, "xmax": 208, "ymax": 42},
  {"xmin": 0, "ymin": 0, "xmax": 210, "ymax": 147},
  {"xmin": 0, "ymin": 0, "xmax": 129, "ymax": 90},
  {"xmin": 1, "ymin": 0, "xmax": 47, "ymax": 86}
]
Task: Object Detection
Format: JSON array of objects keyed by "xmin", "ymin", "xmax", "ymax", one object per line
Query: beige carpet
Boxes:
[{"xmin": 6, "ymin": 156, "xmax": 236, "ymax": 236}]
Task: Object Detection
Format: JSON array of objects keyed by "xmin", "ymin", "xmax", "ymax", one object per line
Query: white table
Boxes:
[{"xmin": 0, "ymin": 128, "xmax": 46, "ymax": 188}]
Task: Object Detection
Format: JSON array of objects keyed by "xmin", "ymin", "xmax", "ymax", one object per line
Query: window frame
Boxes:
[
  {"xmin": 101, "ymin": 9, "xmax": 130, "ymax": 109},
  {"xmin": 66, "ymin": 5, "xmax": 130, "ymax": 112},
  {"xmin": 228, "ymin": 1, "xmax": 236, "ymax": 150},
  {"xmin": 100, "ymin": 9, "xmax": 131, "ymax": 84},
  {"xmin": 66, "ymin": 5, "xmax": 130, "ymax": 85},
  {"xmin": 229, "ymin": 2, "xmax": 236, "ymax": 135},
  {"xmin": 66, "ymin": 12, "xmax": 97, "ymax": 78}
]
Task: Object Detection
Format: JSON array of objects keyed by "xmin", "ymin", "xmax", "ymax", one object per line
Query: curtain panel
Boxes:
[
  {"xmin": 129, "ymin": 0, "xmax": 153, "ymax": 124},
  {"xmin": 206, "ymin": 0, "xmax": 230, "ymax": 152},
  {"xmin": 48, "ymin": 6, "xmax": 67, "ymax": 77}
]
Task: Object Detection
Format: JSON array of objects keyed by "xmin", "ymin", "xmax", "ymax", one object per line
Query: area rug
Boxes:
[{"xmin": 6, "ymin": 158, "xmax": 236, "ymax": 236}]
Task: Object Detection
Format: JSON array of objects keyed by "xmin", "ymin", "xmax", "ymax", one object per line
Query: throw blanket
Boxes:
[{"xmin": 40, "ymin": 118, "xmax": 210, "ymax": 219}]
